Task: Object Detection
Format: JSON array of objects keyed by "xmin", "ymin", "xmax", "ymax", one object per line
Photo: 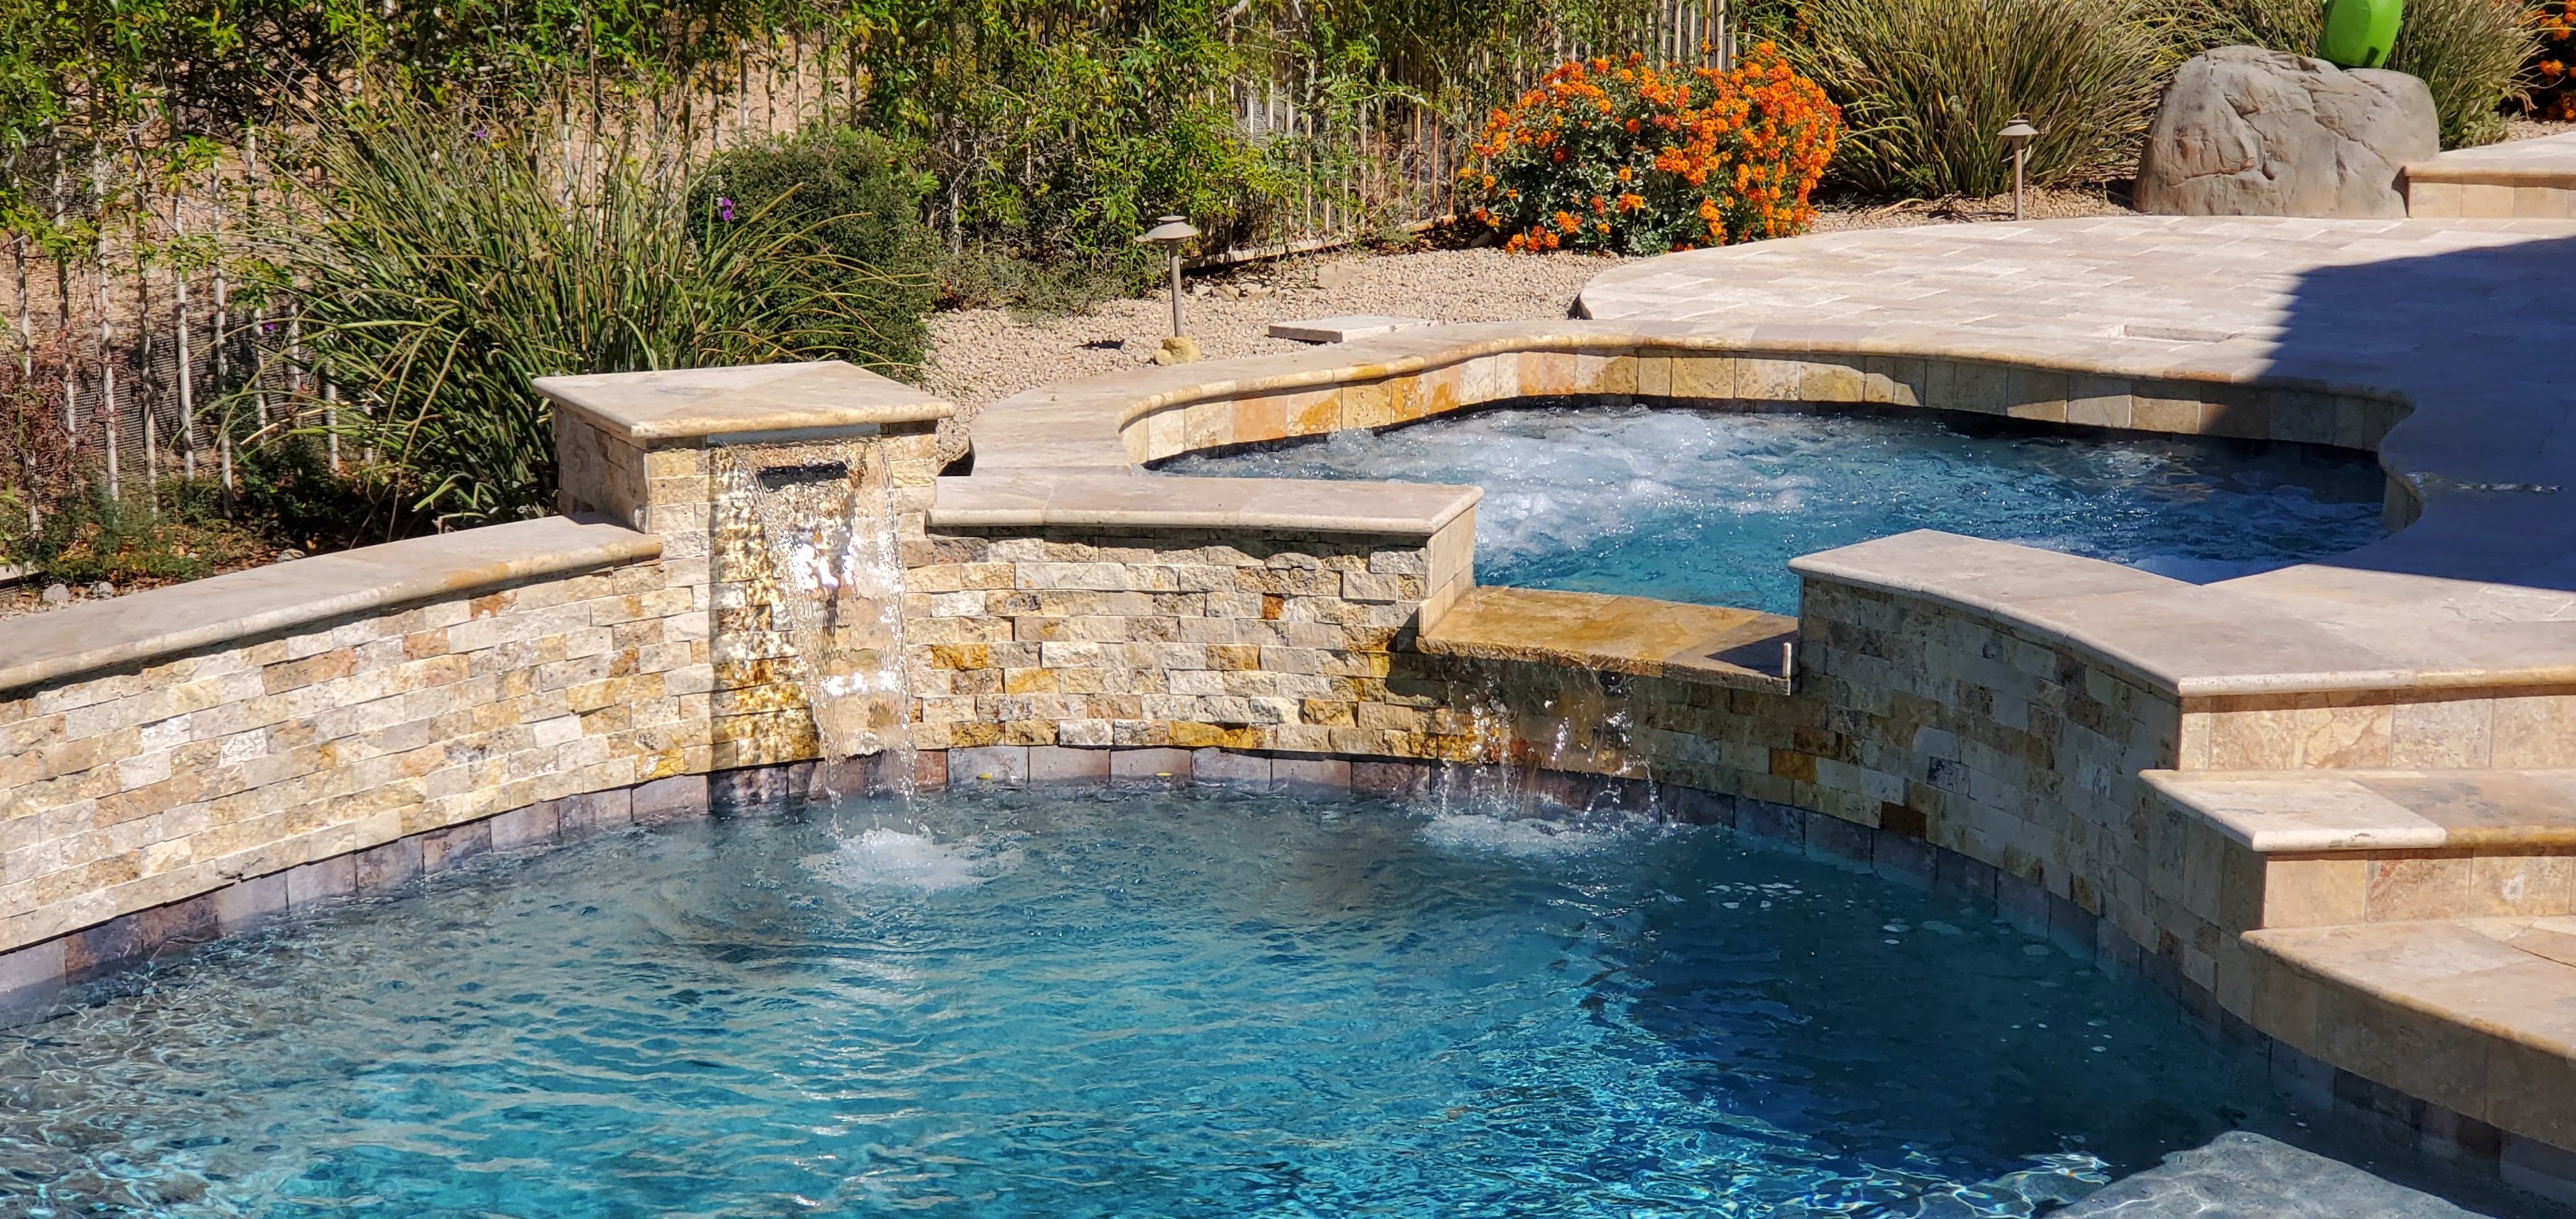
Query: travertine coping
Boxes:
[
  {"xmin": 2404, "ymin": 129, "xmax": 2576, "ymax": 188},
  {"xmin": 2146, "ymin": 767, "xmax": 2576, "ymax": 854},
  {"xmin": 930, "ymin": 473, "xmax": 1480, "ymax": 538},
  {"xmin": 964, "ymin": 318, "xmax": 2412, "ymax": 475},
  {"xmin": 0, "ymin": 516, "xmax": 661, "ymax": 694},
  {"xmin": 962, "ymin": 217, "xmax": 2576, "ymax": 709},
  {"xmin": 1416, "ymin": 586, "xmax": 1795, "ymax": 693},
  {"xmin": 533, "ymin": 360, "xmax": 953, "ymax": 445},
  {"xmin": 1784, "ymin": 532, "xmax": 2576, "ymax": 700}
]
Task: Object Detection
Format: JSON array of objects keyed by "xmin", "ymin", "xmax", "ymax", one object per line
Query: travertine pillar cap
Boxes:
[{"xmin": 533, "ymin": 360, "xmax": 954, "ymax": 445}]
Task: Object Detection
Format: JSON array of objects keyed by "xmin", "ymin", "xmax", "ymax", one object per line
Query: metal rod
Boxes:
[{"xmin": 1169, "ymin": 249, "xmax": 1185, "ymax": 338}]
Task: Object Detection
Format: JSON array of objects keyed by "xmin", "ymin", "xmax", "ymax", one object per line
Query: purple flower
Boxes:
[{"xmin": 717, "ymin": 197, "xmax": 735, "ymax": 222}]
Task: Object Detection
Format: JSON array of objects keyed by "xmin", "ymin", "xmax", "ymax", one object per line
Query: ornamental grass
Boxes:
[
  {"xmin": 1458, "ymin": 46, "xmax": 1841, "ymax": 255},
  {"xmin": 244, "ymin": 103, "xmax": 928, "ymax": 530},
  {"xmin": 1790, "ymin": 0, "xmax": 2170, "ymax": 197}
]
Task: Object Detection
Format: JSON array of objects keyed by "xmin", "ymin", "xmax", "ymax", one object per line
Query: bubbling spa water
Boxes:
[
  {"xmin": 0, "ymin": 787, "xmax": 2437, "ymax": 1218},
  {"xmin": 1162, "ymin": 405, "xmax": 2389, "ymax": 614}
]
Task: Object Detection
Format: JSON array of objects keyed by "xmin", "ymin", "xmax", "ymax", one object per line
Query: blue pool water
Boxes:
[
  {"xmin": 1160, "ymin": 406, "xmax": 2389, "ymax": 614},
  {"xmin": 0, "ymin": 788, "xmax": 2458, "ymax": 1218}
]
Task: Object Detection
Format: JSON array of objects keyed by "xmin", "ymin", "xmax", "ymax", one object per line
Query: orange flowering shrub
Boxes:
[
  {"xmin": 2538, "ymin": 0, "xmax": 2576, "ymax": 119},
  {"xmin": 1459, "ymin": 46, "xmax": 1839, "ymax": 255}
]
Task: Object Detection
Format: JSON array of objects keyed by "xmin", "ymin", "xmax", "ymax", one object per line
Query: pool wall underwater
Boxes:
[{"xmin": 10, "ymin": 312, "xmax": 2576, "ymax": 1205}]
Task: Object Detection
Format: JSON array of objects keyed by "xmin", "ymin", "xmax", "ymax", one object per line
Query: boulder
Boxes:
[{"xmin": 2135, "ymin": 45, "xmax": 2438, "ymax": 218}]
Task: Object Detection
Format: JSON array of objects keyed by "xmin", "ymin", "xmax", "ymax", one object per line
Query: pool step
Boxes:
[
  {"xmin": 1414, "ymin": 586, "xmax": 1797, "ymax": 693},
  {"xmin": 2146, "ymin": 768, "xmax": 2576, "ymax": 931},
  {"xmin": 2246, "ymin": 916, "xmax": 2576, "ymax": 1179}
]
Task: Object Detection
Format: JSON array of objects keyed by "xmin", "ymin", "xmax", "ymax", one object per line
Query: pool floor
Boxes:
[
  {"xmin": 1162, "ymin": 405, "xmax": 2390, "ymax": 615},
  {"xmin": 0, "ymin": 786, "xmax": 2476, "ymax": 1217}
]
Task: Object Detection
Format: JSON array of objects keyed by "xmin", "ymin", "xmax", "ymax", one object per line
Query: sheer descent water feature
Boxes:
[{"xmin": 713, "ymin": 440, "xmax": 916, "ymax": 772}]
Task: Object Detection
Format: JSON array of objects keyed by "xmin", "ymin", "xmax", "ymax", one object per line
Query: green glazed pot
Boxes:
[{"xmin": 2319, "ymin": 0, "xmax": 2402, "ymax": 68}]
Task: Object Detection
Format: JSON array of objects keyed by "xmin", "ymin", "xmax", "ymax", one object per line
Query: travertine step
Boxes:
[
  {"xmin": 2147, "ymin": 768, "xmax": 2576, "ymax": 855},
  {"xmin": 2246, "ymin": 916, "xmax": 2576, "ymax": 1154},
  {"xmin": 2147, "ymin": 768, "xmax": 2576, "ymax": 931},
  {"xmin": 1414, "ymin": 586, "xmax": 1796, "ymax": 693}
]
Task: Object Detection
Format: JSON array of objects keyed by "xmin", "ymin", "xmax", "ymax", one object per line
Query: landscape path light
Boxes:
[
  {"xmin": 1999, "ymin": 116, "xmax": 2039, "ymax": 221},
  {"xmin": 1137, "ymin": 214, "xmax": 1202, "ymax": 365}
]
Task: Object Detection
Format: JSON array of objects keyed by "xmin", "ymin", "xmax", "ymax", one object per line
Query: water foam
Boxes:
[
  {"xmin": 1165, "ymin": 404, "xmax": 2386, "ymax": 615},
  {"xmin": 806, "ymin": 827, "xmax": 1015, "ymax": 893}
]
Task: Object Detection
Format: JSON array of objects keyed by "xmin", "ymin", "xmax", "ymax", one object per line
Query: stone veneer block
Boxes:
[
  {"xmin": 952, "ymin": 746, "xmax": 1031, "ymax": 785},
  {"xmin": 2131, "ymin": 381, "xmax": 2204, "ymax": 433},
  {"xmin": 1804, "ymin": 810, "xmax": 1874, "ymax": 869},
  {"xmin": 213, "ymin": 874, "xmax": 289, "ymax": 935},
  {"xmin": 1736, "ymin": 358, "xmax": 1802, "ymax": 402},
  {"xmin": 0, "ymin": 939, "xmax": 65, "ymax": 1009},
  {"xmin": 1271, "ymin": 756, "xmax": 1351, "ymax": 793},
  {"xmin": 1800, "ymin": 360, "xmax": 1866, "ymax": 404},
  {"xmin": 489, "ymin": 804, "xmax": 561, "ymax": 850},
  {"xmin": 65, "ymin": 916, "xmax": 143, "ymax": 982},
  {"xmin": 355, "ymin": 838, "xmax": 424, "ymax": 896},
  {"xmin": 1193, "ymin": 749, "xmax": 1272, "ymax": 786},
  {"xmin": 1873, "ymin": 831, "xmax": 1936, "ymax": 888},
  {"xmin": 2005, "ymin": 369, "xmax": 2069, "ymax": 422},
  {"xmin": 632, "ymin": 774, "xmax": 712, "ymax": 825},
  {"xmin": 1736, "ymin": 799, "xmax": 1802, "ymax": 845},
  {"xmin": 2505, "ymin": 1134, "xmax": 2576, "ymax": 1207},
  {"xmin": 2066, "ymin": 376, "xmax": 2134, "ymax": 429},
  {"xmin": 422, "ymin": 821, "xmax": 493, "ymax": 874},
  {"xmin": 286, "ymin": 855, "xmax": 357, "ymax": 912},
  {"xmin": 1351, "ymin": 759, "xmax": 1430, "ymax": 799},
  {"xmin": 1028, "ymin": 745, "xmax": 1112, "ymax": 785},
  {"xmin": 1110, "ymin": 747, "xmax": 1193, "ymax": 780},
  {"xmin": 560, "ymin": 788, "xmax": 634, "ymax": 839}
]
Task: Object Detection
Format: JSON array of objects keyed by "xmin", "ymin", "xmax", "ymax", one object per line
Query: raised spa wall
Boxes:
[{"xmin": 6, "ymin": 342, "xmax": 2576, "ymax": 1201}]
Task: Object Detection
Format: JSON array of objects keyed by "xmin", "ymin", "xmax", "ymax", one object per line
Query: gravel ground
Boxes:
[
  {"xmin": 2504, "ymin": 117, "xmax": 2576, "ymax": 142},
  {"xmin": 923, "ymin": 186, "xmax": 2136, "ymax": 425},
  {"xmin": 923, "ymin": 248, "xmax": 1621, "ymax": 414}
]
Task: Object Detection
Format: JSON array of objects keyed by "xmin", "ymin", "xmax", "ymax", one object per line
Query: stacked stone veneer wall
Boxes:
[
  {"xmin": 557, "ymin": 411, "xmax": 948, "ymax": 772},
  {"xmin": 904, "ymin": 519, "xmax": 1474, "ymax": 757},
  {"xmin": 0, "ymin": 551, "xmax": 705, "ymax": 960}
]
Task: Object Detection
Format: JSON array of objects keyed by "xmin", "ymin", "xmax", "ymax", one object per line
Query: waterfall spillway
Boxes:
[{"xmin": 715, "ymin": 441, "xmax": 914, "ymax": 776}]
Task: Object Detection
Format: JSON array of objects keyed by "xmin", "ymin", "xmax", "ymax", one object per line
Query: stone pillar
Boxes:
[{"xmin": 536, "ymin": 361, "xmax": 953, "ymax": 772}]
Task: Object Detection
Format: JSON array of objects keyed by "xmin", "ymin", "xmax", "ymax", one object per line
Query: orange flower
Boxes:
[{"xmin": 1459, "ymin": 47, "xmax": 1838, "ymax": 256}]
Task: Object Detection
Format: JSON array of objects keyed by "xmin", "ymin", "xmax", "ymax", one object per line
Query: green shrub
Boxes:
[
  {"xmin": 689, "ymin": 126, "xmax": 940, "ymax": 367},
  {"xmin": 249, "ymin": 102, "xmax": 930, "ymax": 530},
  {"xmin": 5, "ymin": 476, "xmax": 266, "ymax": 587},
  {"xmin": 2169, "ymin": 0, "xmax": 2535, "ymax": 146},
  {"xmin": 1786, "ymin": 0, "xmax": 2173, "ymax": 197}
]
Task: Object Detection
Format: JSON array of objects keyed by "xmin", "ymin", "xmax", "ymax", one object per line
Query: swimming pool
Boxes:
[
  {"xmin": 1160, "ymin": 405, "xmax": 2389, "ymax": 615},
  {"xmin": 0, "ymin": 786, "xmax": 2417, "ymax": 1218}
]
